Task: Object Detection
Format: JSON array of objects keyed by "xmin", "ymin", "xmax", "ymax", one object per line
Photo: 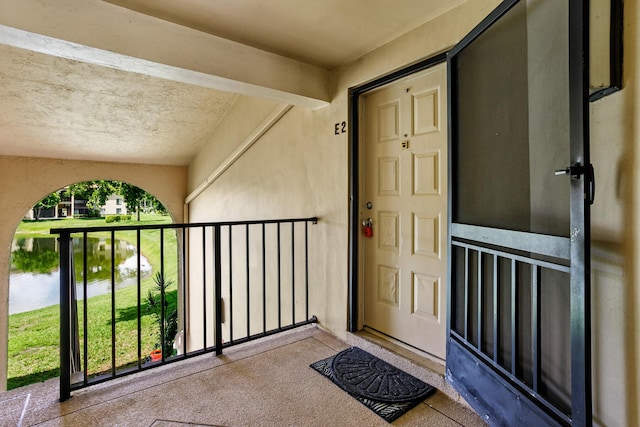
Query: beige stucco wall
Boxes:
[
  {"xmin": 187, "ymin": 96, "xmax": 342, "ymax": 343},
  {"xmin": 589, "ymin": 0, "xmax": 640, "ymax": 424},
  {"xmin": 186, "ymin": 0, "xmax": 640, "ymax": 426},
  {"xmin": 187, "ymin": 0, "xmax": 502, "ymax": 348},
  {"xmin": 0, "ymin": 155, "xmax": 187, "ymax": 390}
]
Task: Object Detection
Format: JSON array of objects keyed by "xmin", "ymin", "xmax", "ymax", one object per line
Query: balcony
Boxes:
[
  {"xmin": 2, "ymin": 217, "xmax": 486, "ymax": 425},
  {"xmin": 0, "ymin": 325, "xmax": 486, "ymax": 426},
  {"xmin": 50, "ymin": 217, "xmax": 319, "ymax": 400}
]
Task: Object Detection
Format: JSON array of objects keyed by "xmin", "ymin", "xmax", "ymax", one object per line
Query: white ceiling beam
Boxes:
[{"xmin": 0, "ymin": 0, "xmax": 330, "ymax": 109}]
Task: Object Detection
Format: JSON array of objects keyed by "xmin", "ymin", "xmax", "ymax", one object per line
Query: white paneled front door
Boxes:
[{"xmin": 362, "ymin": 63, "xmax": 448, "ymax": 359}]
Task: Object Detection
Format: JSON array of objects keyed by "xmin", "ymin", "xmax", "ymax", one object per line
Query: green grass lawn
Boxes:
[
  {"xmin": 15, "ymin": 213, "xmax": 173, "ymax": 235},
  {"xmin": 8, "ymin": 214, "xmax": 178, "ymax": 389}
]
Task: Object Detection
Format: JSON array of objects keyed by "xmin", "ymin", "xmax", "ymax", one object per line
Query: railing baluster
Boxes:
[
  {"xmin": 202, "ymin": 226, "xmax": 207, "ymax": 349},
  {"xmin": 246, "ymin": 224, "xmax": 250, "ymax": 338},
  {"xmin": 532, "ymin": 265, "xmax": 541, "ymax": 392},
  {"xmin": 477, "ymin": 251, "xmax": 483, "ymax": 351},
  {"xmin": 136, "ymin": 229, "xmax": 142, "ymax": 369},
  {"xmin": 305, "ymin": 221, "xmax": 309, "ymax": 321},
  {"xmin": 160, "ymin": 230, "xmax": 165, "ymax": 362},
  {"xmin": 493, "ymin": 255, "xmax": 499, "ymax": 364},
  {"xmin": 83, "ymin": 232, "xmax": 88, "ymax": 386},
  {"xmin": 463, "ymin": 247, "xmax": 469, "ymax": 340},
  {"xmin": 182, "ymin": 227, "xmax": 187, "ymax": 356},
  {"xmin": 291, "ymin": 222, "xmax": 295, "ymax": 324},
  {"xmin": 511, "ymin": 259, "xmax": 517, "ymax": 376},
  {"xmin": 110, "ymin": 231, "xmax": 116, "ymax": 377},
  {"xmin": 277, "ymin": 223, "xmax": 282, "ymax": 329},
  {"xmin": 59, "ymin": 233, "xmax": 71, "ymax": 402},
  {"xmin": 262, "ymin": 223, "xmax": 266, "ymax": 334},
  {"xmin": 229, "ymin": 225, "xmax": 233, "ymax": 343},
  {"xmin": 214, "ymin": 225, "xmax": 223, "ymax": 355}
]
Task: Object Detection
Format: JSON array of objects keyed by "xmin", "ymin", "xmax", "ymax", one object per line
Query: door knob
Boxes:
[
  {"xmin": 554, "ymin": 163, "xmax": 585, "ymax": 180},
  {"xmin": 555, "ymin": 163, "xmax": 595, "ymax": 205}
]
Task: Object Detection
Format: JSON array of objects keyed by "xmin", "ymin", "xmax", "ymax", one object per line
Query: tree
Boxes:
[
  {"xmin": 62, "ymin": 181, "xmax": 120, "ymax": 217},
  {"xmin": 36, "ymin": 181, "xmax": 165, "ymax": 221},
  {"xmin": 64, "ymin": 182, "xmax": 94, "ymax": 201},
  {"xmin": 33, "ymin": 192, "xmax": 61, "ymax": 220},
  {"xmin": 86, "ymin": 180, "xmax": 117, "ymax": 212},
  {"xmin": 152, "ymin": 197, "xmax": 167, "ymax": 215},
  {"xmin": 118, "ymin": 182, "xmax": 146, "ymax": 221},
  {"xmin": 64, "ymin": 182, "xmax": 97, "ymax": 217},
  {"xmin": 145, "ymin": 193, "xmax": 167, "ymax": 215}
]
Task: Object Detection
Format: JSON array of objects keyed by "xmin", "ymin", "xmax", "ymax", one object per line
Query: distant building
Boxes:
[
  {"xmin": 25, "ymin": 190, "xmax": 122, "ymax": 219},
  {"xmin": 100, "ymin": 194, "xmax": 128, "ymax": 216},
  {"xmin": 24, "ymin": 189, "xmax": 87, "ymax": 220},
  {"xmin": 60, "ymin": 192, "xmax": 90, "ymax": 217}
]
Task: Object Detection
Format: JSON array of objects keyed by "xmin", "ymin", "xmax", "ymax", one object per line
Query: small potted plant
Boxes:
[
  {"xmin": 147, "ymin": 272, "xmax": 178, "ymax": 362},
  {"xmin": 149, "ymin": 348, "xmax": 162, "ymax": 362}
]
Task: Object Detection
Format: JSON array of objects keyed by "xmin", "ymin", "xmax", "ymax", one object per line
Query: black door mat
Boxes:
[{"xmin": 310, "ymin": 347, "xmax": 435, "ymax": 422}]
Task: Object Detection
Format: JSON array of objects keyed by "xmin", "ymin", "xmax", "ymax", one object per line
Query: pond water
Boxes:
[{"xmin": 9, "ymin": 236, "xmax": 152, "ymax": 315}]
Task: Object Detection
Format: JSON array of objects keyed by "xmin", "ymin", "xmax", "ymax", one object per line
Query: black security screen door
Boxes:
[{"xmin": 446, "ymin": 0, "xmax": 592, "ymax": 426}]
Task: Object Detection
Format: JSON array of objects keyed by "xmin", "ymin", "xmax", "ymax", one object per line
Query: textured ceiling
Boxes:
[
  {"xmin": 0, "ymin": 0, "xmax": 465, "ymax": 166},
  {"xmin": 0, "ymin": 44, "xmax": 238, "ymax": 165}
]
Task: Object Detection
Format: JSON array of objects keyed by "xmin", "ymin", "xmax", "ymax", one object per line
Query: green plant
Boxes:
[
  {"xmin": 105, "ymin": 214, "xmax": 132, "ymax": 223},
  {"xmin": 146, "ymin": 272, "xmax": 178, "ymax": 359},
  {"xmin": 34, "ymin": 192, "xmax": 61, "ymax": 220},
  {"xmin": 105, "ymin": 215, "xmax": 119, "ymax": 223}
]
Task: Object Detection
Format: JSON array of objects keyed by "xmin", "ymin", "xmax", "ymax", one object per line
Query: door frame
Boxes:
[{"xmin": 347, "ymin": 53, "xmax": 447, "ymax": 332}]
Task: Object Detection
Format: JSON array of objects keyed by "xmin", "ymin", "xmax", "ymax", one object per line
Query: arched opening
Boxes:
[
  {"xmin": 0, "ymin": 157, "xmax": 188, "ymax": 391},
  {"xmin": 7, "ymin": 180, "xmax": 178, "ymax": 390}
]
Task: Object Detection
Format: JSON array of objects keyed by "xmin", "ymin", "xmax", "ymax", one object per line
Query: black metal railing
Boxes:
[{"xmin": 51, "ymin": 217, "xmax": 318, "ymax": 401}]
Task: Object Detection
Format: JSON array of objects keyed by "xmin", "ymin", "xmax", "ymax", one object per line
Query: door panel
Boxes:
[
  {"xmin": 447, "ymin": 0, "xmax": 591, "ymax": 426},
  {"xmin": 363, "ymin": 64, "xmax": 448, "ymax": 358}
]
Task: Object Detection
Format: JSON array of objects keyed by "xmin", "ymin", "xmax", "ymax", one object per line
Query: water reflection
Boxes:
[{"xmin": 9, "ymin": 236, "xmax": 152, "ymax": 314}]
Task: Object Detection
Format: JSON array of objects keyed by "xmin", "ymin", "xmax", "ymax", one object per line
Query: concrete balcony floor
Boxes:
[{"xmin": 0, "ymin": 325, "xmax": 486, "ymax": 426}]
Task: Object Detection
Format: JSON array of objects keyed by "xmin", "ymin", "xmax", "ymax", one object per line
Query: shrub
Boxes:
[
  {"xmin": 87, "ymin": 209, "xmax": 102, "ymax": 218},
  {"xmin": 105, "ymin": 214, "xmax": 132, "ymax": 223}
]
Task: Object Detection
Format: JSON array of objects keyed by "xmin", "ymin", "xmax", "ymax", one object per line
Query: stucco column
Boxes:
[{"xmin": 0, "ymin": 156, "xmax": 187, "ymax": 391}]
